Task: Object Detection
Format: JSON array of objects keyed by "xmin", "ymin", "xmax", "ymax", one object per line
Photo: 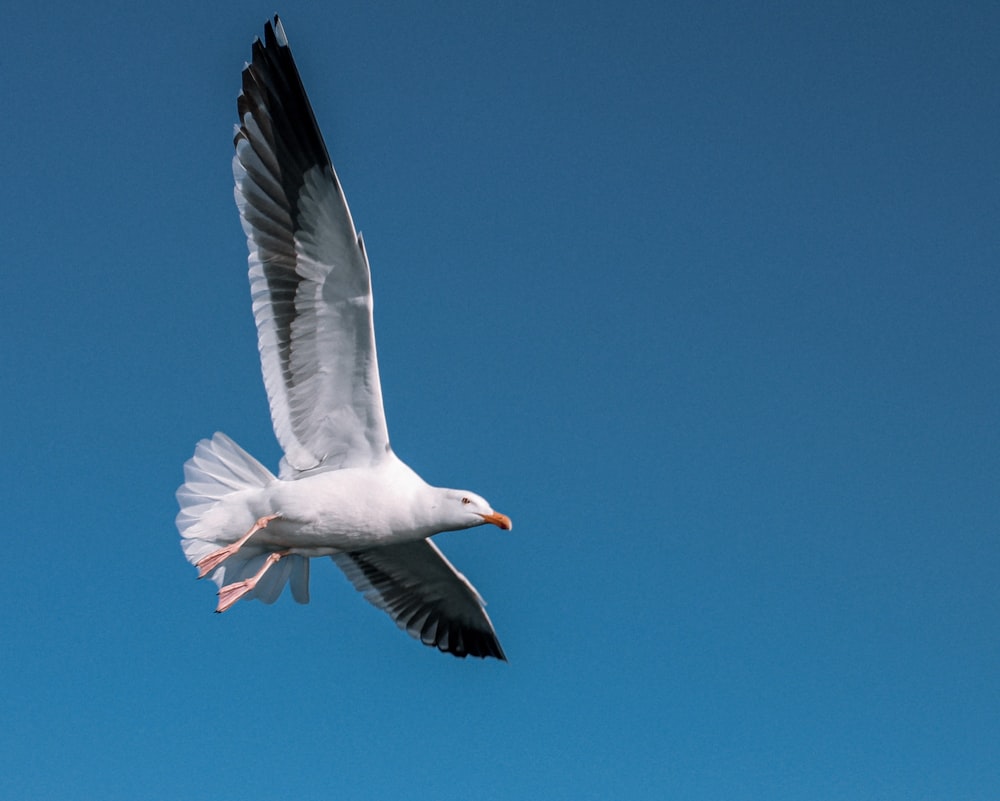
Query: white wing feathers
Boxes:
[{"xmin": 233, "ymin": 18, "xmax": 389, "ymax": 477}]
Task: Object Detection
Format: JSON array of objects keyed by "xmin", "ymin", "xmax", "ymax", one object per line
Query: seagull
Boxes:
[{"xmin": 176, "ymin": 15, "xmax": 511, "ymax": 660}]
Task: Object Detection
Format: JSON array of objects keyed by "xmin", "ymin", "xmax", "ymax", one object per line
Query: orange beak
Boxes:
[{"xmin": 480, "ymin": 512, "xmax": 513, "ymax": 531}]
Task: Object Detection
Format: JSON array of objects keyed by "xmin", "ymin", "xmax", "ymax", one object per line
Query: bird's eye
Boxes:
[{"xmin": 461, "ymin": 497, "xmax": 471, "ymax": 505}]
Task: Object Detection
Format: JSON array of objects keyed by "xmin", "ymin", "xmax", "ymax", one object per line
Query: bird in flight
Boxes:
[{"xmin": 176, "ymin": 16, "xmax": 511, "ymax": 660}]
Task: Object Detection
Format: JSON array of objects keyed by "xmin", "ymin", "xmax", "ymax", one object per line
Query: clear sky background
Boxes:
[{"xmin": 3, "ymin": 1, "xmax": 998, "ymax": 799}]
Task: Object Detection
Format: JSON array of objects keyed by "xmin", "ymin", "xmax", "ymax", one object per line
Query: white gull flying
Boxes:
[{"xmin": 176, "ymin": 16, "xmax": 511, "ymax": 660}]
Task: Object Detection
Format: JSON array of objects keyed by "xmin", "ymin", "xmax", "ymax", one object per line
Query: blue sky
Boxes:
[{"xmin": 3, "ymin": 1, "xmax": 999, "ymax": 798}]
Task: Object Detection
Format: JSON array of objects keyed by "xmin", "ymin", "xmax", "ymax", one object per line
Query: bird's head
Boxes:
[{"xmin": 436, "ymin": 489, "xmax": 512, "ymax": 533}]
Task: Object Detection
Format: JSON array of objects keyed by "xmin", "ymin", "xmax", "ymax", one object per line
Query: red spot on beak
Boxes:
[{"xmin": 480, "ymin": 512, "xmax": 512, "ymax": 531}]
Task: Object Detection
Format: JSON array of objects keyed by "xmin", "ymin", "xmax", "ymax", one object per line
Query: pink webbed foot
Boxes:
[
  {"xmin": 195, "ymin": 513, "xmax": 281, "ymax": 579},
  {"xmin": 215, "ymin": 579, "xmax": 256, "ymax": 613},
  {"xmin": 215, "ymin": 550, "xmax": 289, "ymax": 613}
]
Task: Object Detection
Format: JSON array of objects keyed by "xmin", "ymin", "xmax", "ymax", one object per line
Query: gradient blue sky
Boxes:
[{"xmin": 3, "ymin": 1, "xmax": 999, "ymax": 799}]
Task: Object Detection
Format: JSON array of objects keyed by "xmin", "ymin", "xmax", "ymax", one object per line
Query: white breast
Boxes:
[{"xmin": 252, "ymin": 457, "xmax": 436, "ymax": 552}]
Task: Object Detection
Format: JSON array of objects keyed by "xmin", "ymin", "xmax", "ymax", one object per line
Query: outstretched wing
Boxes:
[
  {"xmin": 333, "ymin": 540, "xmax": 507, "ymax": 660},
  {"xmin": 233, "ymin": 16, "xmax": 390, "ymax": 477}
]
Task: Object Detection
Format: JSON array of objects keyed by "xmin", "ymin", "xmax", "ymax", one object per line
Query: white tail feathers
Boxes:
[
  {"xmin": 176, "ymin": 432, "xmax": 310, "ymax": 605},
  {"xmin": 176, "ymin": 432, "xmax": 275, "ymax": 532}
]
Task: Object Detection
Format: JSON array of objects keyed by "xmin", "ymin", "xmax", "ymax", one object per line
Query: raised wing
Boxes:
[
  {"xmin": 233, "ymin": 16, "xmax": 390, "ymax": 476},
  {"xmin": 333, "ymin": 540, "xmax": 507, "ymax": 660}
]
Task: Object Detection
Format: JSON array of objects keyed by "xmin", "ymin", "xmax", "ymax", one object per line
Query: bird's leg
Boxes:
[
  {"xmin": 215, "ymin": 550, "xmax": 291, "ymax": 613},
  {"xmin": 195, "ymin": 513, "xmax": 281, "ymax": 579}
]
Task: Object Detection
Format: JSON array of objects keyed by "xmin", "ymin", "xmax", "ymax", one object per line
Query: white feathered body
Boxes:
[
  {"xmin": 246, "ymin": 462, "xmax": 444, "ymax": 551},
  {"xmin": 180, "ymin": 433, "xmax": 444, "ymax": 559}
]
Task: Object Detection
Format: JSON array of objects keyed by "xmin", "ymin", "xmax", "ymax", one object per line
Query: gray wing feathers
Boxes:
[
  {"xmin": 332, "ymin": 541, "xmax": 507, "ymax": 660},
  {"xmin": 233, "ymin": 17, "xmax": 389, "ymax": 476}
]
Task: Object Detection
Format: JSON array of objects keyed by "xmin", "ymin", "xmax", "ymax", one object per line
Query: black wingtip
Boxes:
[
  {"xmin": 438, "ymin": 630, "xmax": 507, "ymax": 661},
  {"xmin": 263, "ymin": 14, "xmax": 288, "ymax": 49}
]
